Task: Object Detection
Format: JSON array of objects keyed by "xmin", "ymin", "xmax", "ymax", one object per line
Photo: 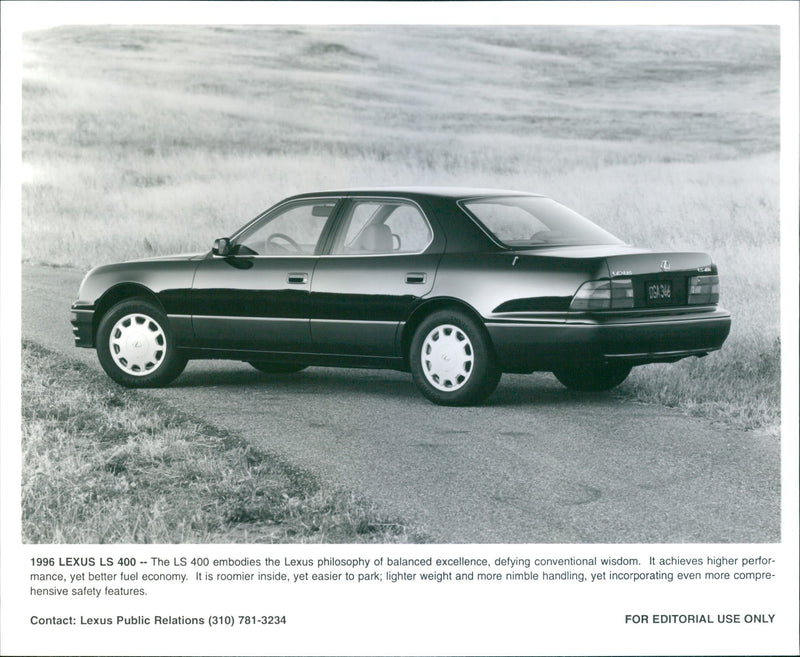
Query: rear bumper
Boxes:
[
  {"xmin": 70, "ymin": 306, "xmax": 95, "ymax": 348},
  {"xmin": 486, "ymin": 307, "xmax": 732, "ymax": 371}
]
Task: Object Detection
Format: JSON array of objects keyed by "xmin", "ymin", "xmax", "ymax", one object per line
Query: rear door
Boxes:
[
  {"xmin": 309, "ymin": 198, "xmax": 441, "ymax": 357},
  {"xmin": 191, "ymin": 198, "xmax": 341, "ymax": 351}
]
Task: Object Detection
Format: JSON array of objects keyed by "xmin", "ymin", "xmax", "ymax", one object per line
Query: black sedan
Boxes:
[{"xmin": 71, "ymin": 187, "xmax": 731, "ymax": 405}]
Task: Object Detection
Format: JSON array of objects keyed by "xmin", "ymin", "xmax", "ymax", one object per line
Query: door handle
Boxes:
[
  {"xmin": 405, "ymin": 272, "xmax": 427, "ymax": 284},
  {"xmin": 287, "ymin": 272, "xmax": 308, "ymax": 284}
]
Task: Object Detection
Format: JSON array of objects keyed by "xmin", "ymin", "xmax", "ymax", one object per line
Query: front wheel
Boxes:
[
  {"xmin": 96, "ymin": 298, "xmax": 188, "ymax": 388},
  {"xmin": 553, "ymin": 361, "xmax": 631, "ymax": 392},
  {"xmin": 410, "ymin": 310, "xmax": 501, "ymax": 406}
]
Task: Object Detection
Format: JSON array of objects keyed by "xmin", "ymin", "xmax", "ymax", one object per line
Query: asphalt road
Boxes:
[{"xmin": 21, "ymin": 264, "xmax": 780, "ymax": 543}]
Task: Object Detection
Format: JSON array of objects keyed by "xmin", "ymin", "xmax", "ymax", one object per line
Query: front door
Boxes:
[{"xmin": 191, "ymin": 198, "xmax": 340, "ymax": 352}]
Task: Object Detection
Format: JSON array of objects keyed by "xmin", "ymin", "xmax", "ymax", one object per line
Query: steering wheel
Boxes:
[{"xmin": 267, "ymin": 232, "xmax": 302, "ymax": 253}]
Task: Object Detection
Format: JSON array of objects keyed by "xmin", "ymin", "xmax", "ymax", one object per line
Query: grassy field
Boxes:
[
  {"xmin": 21, "ymin": 340, "xmax": 428, "ymax": 543},
  {"xmin": 20, "ymin": 25, "xmax": 781, "ymax": 432}
]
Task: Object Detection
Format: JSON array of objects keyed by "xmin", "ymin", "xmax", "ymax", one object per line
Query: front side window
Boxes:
[
  {"xmin": 331, "ymin": 200, "xmax": 432, "ymax": 255},
  {"xmin": 461, "ymin": 196, "xmax": 623, "ymax": 247},
  {"xmin": 235, "ymin": 201, "xmax": 336, "ymax": 255}
]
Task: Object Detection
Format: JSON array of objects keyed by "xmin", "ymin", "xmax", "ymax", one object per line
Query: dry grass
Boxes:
[
  {"xmin": 20, "ymin": 25, "xmax": 780, "ymax": 432},
  {"xmin": 21, "ymin": 341, "xmax": 429, "ymax": 543}
]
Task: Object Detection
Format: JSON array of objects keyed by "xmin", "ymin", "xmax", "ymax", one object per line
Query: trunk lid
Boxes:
[
  {"xmin": 510, "ymin": 245, "xmax": 718, "ymax": 310},
  {"xmin": 604, "ymin": 251, "xmax": 716, "ymax": 308}
]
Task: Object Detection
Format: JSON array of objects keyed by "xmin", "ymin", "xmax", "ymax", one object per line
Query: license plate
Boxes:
[{"xmin": 646, "ymin": 280, "xmax": 673, "ymax": 305}]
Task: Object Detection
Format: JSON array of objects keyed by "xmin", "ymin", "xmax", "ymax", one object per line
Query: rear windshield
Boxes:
[{"xmin": 461, "ymin": 196, "xmax": 623, "ymax": 247}]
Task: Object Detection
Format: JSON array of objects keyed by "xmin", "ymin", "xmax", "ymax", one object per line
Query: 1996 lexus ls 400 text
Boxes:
[{"xmin": 71, "ymin": 188, "xmax": 731, "ymax": 405}]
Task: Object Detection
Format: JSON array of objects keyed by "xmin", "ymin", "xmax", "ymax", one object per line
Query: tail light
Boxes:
[
  {"xmin": 688, "ymin": 275, "xmax": 719, "ymax": 304},
  {"xmin": 570, "ymin": 279, "xmax": 634, "ymax": 310}
]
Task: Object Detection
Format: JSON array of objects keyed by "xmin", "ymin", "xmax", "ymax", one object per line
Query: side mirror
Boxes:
[{"xmin": 213, "ymin": 237, "xmax": 231, "ymax": 256}]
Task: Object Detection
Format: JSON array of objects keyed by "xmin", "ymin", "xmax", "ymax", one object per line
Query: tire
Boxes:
[
  {"xmin": 410, "ymin": 310, "xmax": 501, "ymax": 406},
  {"xmin": 553, "ymin": 361, "xmax": 631, "ymax": 392},
  {"xmin": 96, "ymin": 298, "xmax": 188, "ymax": 388},
  {"xmin": 248, "ymin": 361, "xmax": 307, "ymax": 374}
]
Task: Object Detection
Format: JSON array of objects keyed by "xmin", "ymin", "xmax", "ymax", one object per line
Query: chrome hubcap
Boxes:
[
  {"xmin": 421, "ymin": 324, "xmax": 474, "ymax": 391},
  {"xmin": 109, "ymin": 313, "xmax": 166, "ymax": 376}
]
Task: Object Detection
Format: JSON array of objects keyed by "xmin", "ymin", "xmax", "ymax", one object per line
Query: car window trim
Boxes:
[
  {"xmin": 226, "ymin": 196, "xmax": 346, "ymax": 257},
  {"xmin": 456, "ymin": 195, "xmax": 531, "ymax": 251},
  {"xmin": 321, "ymin": 196, "xmax": 435, "ymax": 257},
  {"xmin": 456, "ymin": 195, "xmax": 624, "ymax": 250}
]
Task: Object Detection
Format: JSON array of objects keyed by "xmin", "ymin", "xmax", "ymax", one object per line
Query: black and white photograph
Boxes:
[
  {"xmin": 15, "ymin": 18, "xmax": 784, "ymax": 544},
  {"xmin": 2, "ymin": 1, "xmax": 798, "ymax": 656}
]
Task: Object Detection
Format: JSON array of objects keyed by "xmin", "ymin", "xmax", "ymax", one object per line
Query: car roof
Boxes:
[{"xmin": 286, "ymin": 187, "xmax": 545, "ymax": 202}]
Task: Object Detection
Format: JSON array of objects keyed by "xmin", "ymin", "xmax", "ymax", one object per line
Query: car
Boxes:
[{"xmin": 71, "ymin": 187, "xmax": 731, "ymax": 406}]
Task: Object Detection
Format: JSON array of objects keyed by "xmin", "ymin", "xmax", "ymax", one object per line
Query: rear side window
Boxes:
[
  {"xmin": 331, "ymin": 200, "xmax": 432, "ymax": 255},
  {"xmin": 462, "ymin": 196, "xmax": 623, "ymax": 247}
]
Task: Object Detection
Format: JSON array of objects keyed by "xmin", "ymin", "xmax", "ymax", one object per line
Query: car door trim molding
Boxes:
[
  {"xmin": 191, "ymin": 314, "xmax": 303, "ymax": 322},
  {"xmin": 311, "ymin": 318, "xmax": 398, "ymax": 325}
]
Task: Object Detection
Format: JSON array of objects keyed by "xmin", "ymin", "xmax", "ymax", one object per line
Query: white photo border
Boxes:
[{"xmin": 2, "ymin": 2, "xmax": 797, "ymax": 656}]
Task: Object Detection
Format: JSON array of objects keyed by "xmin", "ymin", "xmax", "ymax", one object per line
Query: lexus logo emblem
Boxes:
[{"xmin": 660, "ymin": 260, "xmax": 671, "ymax": 271}]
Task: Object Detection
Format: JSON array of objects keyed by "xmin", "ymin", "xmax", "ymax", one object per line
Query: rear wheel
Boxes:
[
  {"xmin": 410, "ymin": 310, "xmax": 500, "ymax": 406},
  {"xmin": 96, "ymin": 298, "xmax": 188, "ymax": 388},
  {"xmin": 248, "ymin": 361, "xmax": 307, "ymax": 374},
  {"xmin": 553, "ymin": 361, "xmax": 631, "ymax": 392}
]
